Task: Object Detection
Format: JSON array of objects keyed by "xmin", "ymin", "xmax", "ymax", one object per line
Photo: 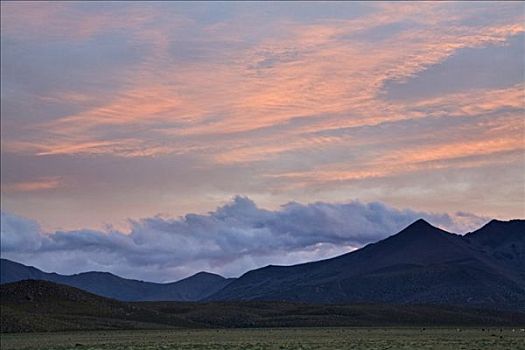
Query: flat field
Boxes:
[{"xmin": 2, "ymin": 328, "xmax": 524, "ymax": 350}]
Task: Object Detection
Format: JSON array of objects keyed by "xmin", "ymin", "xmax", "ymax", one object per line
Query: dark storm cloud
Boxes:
[{"xmin": 0, "ymin": 197, "xmax": 488, "ymax": 282}]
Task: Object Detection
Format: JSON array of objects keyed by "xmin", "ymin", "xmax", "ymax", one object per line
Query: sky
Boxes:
[{"xmin": 1, "ymin": 2, "xmax": 524, "ymax": 282}]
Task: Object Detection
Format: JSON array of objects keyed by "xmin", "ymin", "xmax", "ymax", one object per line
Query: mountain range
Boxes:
[
  {"xmin": 1, "ymin": 218, "xmax": 524, "ymax": 310},
  {"xmin": 0, "ymin": 259, "xmax": 234, "ymax": 301}
]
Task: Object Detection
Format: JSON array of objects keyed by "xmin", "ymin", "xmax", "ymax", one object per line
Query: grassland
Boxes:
[
  {"xmin": 2, "ymin": 281, "xmax": 525, "ymax": 349},
  {"xmin": 2, "ymin": 328, "xmax": 525, "ymax": 350},
  {"xmin": 4, "ymin": 281, "xmax": 525, "ymax": 333}
]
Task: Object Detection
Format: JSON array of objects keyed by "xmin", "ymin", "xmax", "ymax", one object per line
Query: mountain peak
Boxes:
[
  {"xmin": 389, "ymin": 219, "xmax": 451, "ymax": 243},
  {"xmin": 191, "ymin": 271, "xmax": 224, "ymax": 279},
  {"xmin": 412, "ymin": 218, "xmax": 432, "ymax": 226},
  {"xmin": 170, "ymin": 271, "xmax": 227, "ymax": 285},
  {"xmin": 465, "ymin": 219, "xmax": 524, "ymax": 244},
  {"xmin": 402, "ymin": 218, "xmax": 438, "ymax": 232},
  {"xmin": 469, "ymin": 219, "xmax": 524, "ymax": 235},
  {"xmin": 485, "ymin": 218, "xmax": 524, "ymax": 228}
]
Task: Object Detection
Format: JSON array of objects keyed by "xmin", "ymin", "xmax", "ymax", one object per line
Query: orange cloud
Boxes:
[
  {"xmin": 4, "ymin": 1, "xmax": 524, "ymax": 181},
  {"xmin": 266, "ymin": 149, "xmax": 524, "ymax": 191},
  {"xmin": 0, "ymin": 2, "xmax": 161, "ymax": 40},
  {"xmin": 2, "ymin": 177, "xmax": 62, "ymax": 193}
]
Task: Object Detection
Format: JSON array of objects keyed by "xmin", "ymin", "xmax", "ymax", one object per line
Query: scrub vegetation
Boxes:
[{"xmin": 2, "ymin": 328, "xmax": 525, "ymax": 350}]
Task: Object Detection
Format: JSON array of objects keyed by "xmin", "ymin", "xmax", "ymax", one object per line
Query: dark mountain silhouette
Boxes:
[
  {"xmin": 465, "ymin": 219, "xmax": 524, "ymax": 273},
  {"xmin": 3, "ymin": 280, "xmax": 525, "ymax": 332},
  {"xmin": 206, "ymin": 219, "xmax": 525, "ymax": 310},
  {"xmin": 1, "ymin": 219, "xmax": 523, "ymax": 309},
  {"xmin": 0, "ymin": 259, "xmax": 234, "ymax": 302}
]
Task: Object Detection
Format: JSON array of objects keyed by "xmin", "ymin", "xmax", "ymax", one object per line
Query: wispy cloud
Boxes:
[
  {"xmin": 4, "ymin": 2, "xmax": 522, "ymax": 159},
  {"xmin": 1, "ymin": 2, "xmax": 523, "ymax": 228},
  {"xmin": 1, "ymin": 177, "xmax": 62, "ymax": 193}
]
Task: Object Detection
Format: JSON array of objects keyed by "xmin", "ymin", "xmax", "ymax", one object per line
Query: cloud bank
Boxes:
[{"xmin": 1, "ymin": 196, "xmax": 489, "ymax": 282}]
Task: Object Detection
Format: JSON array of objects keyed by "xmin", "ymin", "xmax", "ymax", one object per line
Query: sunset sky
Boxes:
[{"xmin": 1, "ymin": 2, "xmax": 524, "ymax": 281}]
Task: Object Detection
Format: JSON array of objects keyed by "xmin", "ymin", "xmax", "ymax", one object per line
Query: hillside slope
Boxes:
[
  {"xmin": 207, "ymin": 219, "xmax": 525, "ymax": 310},
  {"xmin": 2, "ymin": 219, "xmax": 523, "ymax": 308},
  {"xmin": 0, "ymin": 280, "xmax": 200, "ymax": 332},
  {"xmin": 3, "ymin": 280, "xmax": 525, "ymax": 333},
  {"xmin": 0, "ymin": 259, "xmax": 234, "ymax": 302}
]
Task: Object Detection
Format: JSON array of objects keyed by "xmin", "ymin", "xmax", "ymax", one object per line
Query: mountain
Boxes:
[
  {"xmin": 3, "ymin": 280, "xmax": 524, "ymax": 332},
  {"xmin": 0, "ymin": 259, "xmax": 234, "ymax": 302},
  {"xmin": 465, "ymin": 219, "xmax": 524, "ymax": 272},
  {"xmin": 2, "ymin": 219, "xmax": 523, "ymax": 309},
  {"xmin": 207, "ymin": 219, "xmax": 525, "ymax": 310}
]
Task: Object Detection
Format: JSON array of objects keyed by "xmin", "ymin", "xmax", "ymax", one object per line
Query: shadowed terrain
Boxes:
[
  {"xmin": 2, "ymin": 280, "xmax": 525, "ymax": 333},
  {"xmin": 207, "ymin": 219, "xmax": 525, "ymax": 310},
  {"xmin": 0, "ymin": 259, "xmax": 235, "ymax": 302},
  {"xmin": 2, "ymin": 219, "xmax": 524, "ymax": 310}
]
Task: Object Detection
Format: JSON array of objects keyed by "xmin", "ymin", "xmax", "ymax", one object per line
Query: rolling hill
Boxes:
[
  {"xmin": 0, "ymin": 280, "xmax": 202, "ymax": 332},
  {"xmin": 0, "ymin": 259, "xmax": 234, "ymax": 302},
  {"xmin": 2, "ymin": 280, "xmax": 525, "ymax": 333}
]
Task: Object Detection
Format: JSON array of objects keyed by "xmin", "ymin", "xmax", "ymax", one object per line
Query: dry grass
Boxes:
[{"xmin": 2, "ymin": 327, "xmax": 525, "ymax": 350}]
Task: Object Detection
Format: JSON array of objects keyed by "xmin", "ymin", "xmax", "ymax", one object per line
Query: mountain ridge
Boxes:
[
  {"xmin": 0, "ymin": 258, "xmax": 235, "ymax": 302},
  {"xmin": 2, "ymin": 218, "xmax": 523, "ymax": 309},
  {"xmin": 206, "ymin": 218, "xmax": 525, "ymax": 309}
]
